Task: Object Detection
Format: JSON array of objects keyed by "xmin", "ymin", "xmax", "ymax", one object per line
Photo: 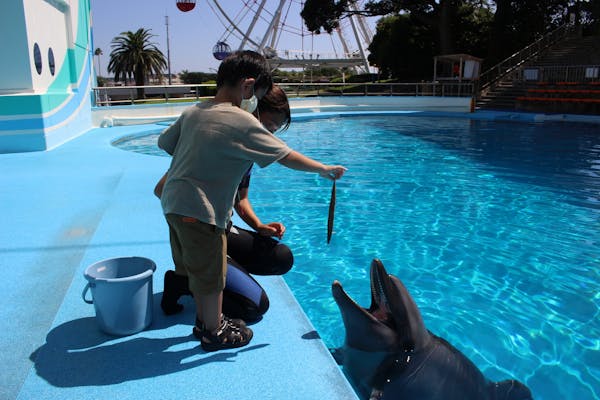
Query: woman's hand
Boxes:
[{"xmin": 257, "ymin": 222, "xmax": 286, "ymax": 239}]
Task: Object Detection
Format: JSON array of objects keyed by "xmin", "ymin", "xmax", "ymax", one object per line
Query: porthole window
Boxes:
[
  {"xmin": 48, "ymin": 48, "xmax": 55, "ymax": 76},
  {"xmin": 33, "ymin": 43, "xmax": 42, "ymax": 75}
]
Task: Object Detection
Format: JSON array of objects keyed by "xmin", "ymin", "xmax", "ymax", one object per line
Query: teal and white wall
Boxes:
[{"xmin": 0, "ymin": 0, "xmax": 93, "ymax": 153}]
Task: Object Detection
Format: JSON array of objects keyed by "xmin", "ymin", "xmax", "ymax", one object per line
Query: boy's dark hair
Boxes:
[
  {"xmin": 217, "ymin": 50, "xmax": 273, "ymax": 91},
  {"xmin": 258, "ymin": 85, "xmax": 291, "ymax": 132}
]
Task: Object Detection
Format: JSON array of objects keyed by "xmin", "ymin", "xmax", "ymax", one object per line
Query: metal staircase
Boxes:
[{"xmin": 476, "ymin": 24, "xmax": 577, "ymax": 110}]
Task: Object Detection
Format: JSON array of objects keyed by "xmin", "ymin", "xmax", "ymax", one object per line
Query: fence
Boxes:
[
  {"xmin": 477, "ymin": 23, "xmax": 575, "ymax": 96},
  {"xmin": 92, "ymin": 81, "xmax": 474, "ymax": 107},
  {"xmin": 514, "ymin": 64, "xmax": 600, "ymax": 83}
]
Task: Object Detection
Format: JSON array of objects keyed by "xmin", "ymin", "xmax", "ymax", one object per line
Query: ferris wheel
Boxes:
[{"xmin": 175, "ymin": 0, "xmax": 374, "ymax": 73}]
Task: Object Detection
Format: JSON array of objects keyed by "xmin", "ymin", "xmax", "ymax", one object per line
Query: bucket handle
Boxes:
[{"xmin": 82, "ymin": 282, "xmax": 94, "ymax": 304}]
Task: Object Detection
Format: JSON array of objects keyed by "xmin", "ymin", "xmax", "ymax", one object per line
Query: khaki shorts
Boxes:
[{"xmin": 165, "ymin": 214, "xmax": 227, "ymax": 295}]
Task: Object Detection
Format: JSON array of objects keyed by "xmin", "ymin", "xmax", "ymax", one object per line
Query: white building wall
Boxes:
[
  {"xmin": 0, "ymin": 2, "xmax": 32, "ymax": 94},
  {"xmin": 23, "ymin": 0, "xmax": 71, "ymax": 93}
]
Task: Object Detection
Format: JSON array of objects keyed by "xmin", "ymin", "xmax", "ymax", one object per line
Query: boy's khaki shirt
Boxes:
[{"xmin": 159, "ymin": 101, "xmax": 291, "ymax": 229}]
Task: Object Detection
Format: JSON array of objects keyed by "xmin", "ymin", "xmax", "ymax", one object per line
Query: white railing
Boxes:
[
  {"xmin": 277, "ymin": 49, "xmax": 362, "ymax": 60},
  {"xmin": 514, "ymin": 64, "xmax": 600, "ymax": 83},
  {"xmin": 92, "ymin": 81, "xmax": 474, "ymax": 107}
]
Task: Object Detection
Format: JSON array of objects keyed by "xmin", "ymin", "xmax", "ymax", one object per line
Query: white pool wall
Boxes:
[{"xmin": 91, "ymin": 96, "xmax": 472, "ymax": 127}]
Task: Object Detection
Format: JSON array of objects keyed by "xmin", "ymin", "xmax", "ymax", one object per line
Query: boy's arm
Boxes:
[
  {"xmin": 154, "ymin": 172, "xmax": 168, "ymax": 198},
  {"xmin": 278, "ymin": 150, "xmax": 346, "ymax": 180},
  {"xmin": 157, "ymin": 117, "xmax": 183, "ymax": 155}
]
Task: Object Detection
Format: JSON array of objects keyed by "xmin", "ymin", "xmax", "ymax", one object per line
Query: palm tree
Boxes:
[
  {"xmin": 94, "ymin": 48, "xmax": 103, "ymax": 77},
  {"xmin": 107, "ymin": 28, "xmax": 167, "ymax": 99}
]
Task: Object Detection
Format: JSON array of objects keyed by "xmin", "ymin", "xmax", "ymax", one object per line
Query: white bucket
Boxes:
[{"xmin": 82, "ymin": 256, "xmax": 156, "ymax": 336}]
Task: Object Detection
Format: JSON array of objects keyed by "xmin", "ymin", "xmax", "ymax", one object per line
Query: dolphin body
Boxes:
[{"xmin": 332, "ymin": 259, "xmax": 533, "ymax": 400}]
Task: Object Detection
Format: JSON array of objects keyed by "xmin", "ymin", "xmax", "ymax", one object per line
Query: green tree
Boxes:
[
  {"xmin": 484, "ymin": 0, "xmax": 600, "ymax": 66},
  {"xmin": 581, "ymin": 0, "xmax": 600, "ymax": 34},
  {"xmin": 302, "ymin": 0, "xmax": 472, "ymax": 54},
  {"xmin": 179, "ymin": 71, "xmax": 218, "ymax": 96},
  {"xmin": 367, "ymin": 3, "xmax": 492, "ymax": 80},
  {"xmin": 94, "ymin": 48, "xmax": 103, "ymax": 77},
  {"xmin": 179, "ymin": 70, "xmax": 217, "ymax": 84},
  {"xmin": 303, "ymin": 0, "xmax": 598, "ymax": 78},
  {"xmin": 486, "ymin": 0, "xmax": 564, "ymax": 66},
  {"xmin": 107, "ymin": 28, "xmax": 167, "ymax": 99},
  {"xmin": 368, "ymin": 14, "xmax": 435, "ymax": 80},
  {"xmin": 454, "ymin": 1, "xmax": 494, "ymax": 57},
  {"xmin": 300, "ymin": 0, "xmax": 347, "ymax": 34}
]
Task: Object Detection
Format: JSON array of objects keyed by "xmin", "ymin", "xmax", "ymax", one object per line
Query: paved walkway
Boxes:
[{"xmin": 0, "ymin": 124, "xmax": 357, "ymax": 400}]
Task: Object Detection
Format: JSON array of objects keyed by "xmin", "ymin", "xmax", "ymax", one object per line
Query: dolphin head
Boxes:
[
  {"xmin": 332, "ymin": 259, "xmax": 534, "ymax": 400},
  {"xmin": 332, "ymin": 259, "xmax": 431, "ymax": 354},
  {"xmin": 332, "ymin": 259, "xmax": 433, "ymax": 397}
]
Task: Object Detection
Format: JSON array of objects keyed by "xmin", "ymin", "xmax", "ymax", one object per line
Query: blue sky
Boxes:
[{"xmin": 90, "ymin": 0, "xmax": 379, "ymax": 77}]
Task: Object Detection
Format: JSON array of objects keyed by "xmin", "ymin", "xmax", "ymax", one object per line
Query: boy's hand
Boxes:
[{"xmin": 320, "ymin": 165, "xmax": 347, "ymax": 181}]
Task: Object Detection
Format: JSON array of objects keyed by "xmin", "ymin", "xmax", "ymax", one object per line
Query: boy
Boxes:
[
  {"xmin": 157, "ymin": 84, "xmax": 294, "ymax": 319},
  {"xmin": 159, "ymin": 51, "xmax": 346, "ymax": 352}
]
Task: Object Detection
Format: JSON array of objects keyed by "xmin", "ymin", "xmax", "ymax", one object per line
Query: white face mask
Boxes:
[
  {"xmin": 240, "ymin": 86, "xmax": 258, "ymax": 114},
  {"xmin": 240, "ymin": 94, "xmax": 258, "ymax": 114}
]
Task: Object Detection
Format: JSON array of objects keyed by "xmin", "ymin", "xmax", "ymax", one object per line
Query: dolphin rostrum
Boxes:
[{"xmin": 332, "ymin": 259, "xmax": 533, "ymax": 400}]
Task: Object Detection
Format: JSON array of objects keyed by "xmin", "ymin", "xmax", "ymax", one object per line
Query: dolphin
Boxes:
[{"xmin": 332, "ymin": 259, "xmax": 533, "ymax": 400}]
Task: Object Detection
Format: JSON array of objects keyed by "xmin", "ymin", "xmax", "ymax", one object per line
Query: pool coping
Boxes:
[
  {"xmin": 291, "ymin": 109, "xmax": 600, "ymax": 125},
  {"xmin": 93, "ymin": 100, "xmax": 600, "ymax": 128}
]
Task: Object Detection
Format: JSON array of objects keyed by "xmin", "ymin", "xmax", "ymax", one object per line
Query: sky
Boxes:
[{"xmin": 90, "ymin": 0, "xmax": 380, "ymax": 77}]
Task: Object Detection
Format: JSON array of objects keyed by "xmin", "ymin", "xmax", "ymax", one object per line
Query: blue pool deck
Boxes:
[
  {"xmin": 0, "ymin": 122, "xmax": 358, "ymax": 400},
  {"xmin": 3, "ymin": 104, "xmax": 600, "ymax": 400}
]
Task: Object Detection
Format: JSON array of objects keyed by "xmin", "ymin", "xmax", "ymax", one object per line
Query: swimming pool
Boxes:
[{"xmin": 114, "ymin": 114, "xmax": 600, "ymax": 400}]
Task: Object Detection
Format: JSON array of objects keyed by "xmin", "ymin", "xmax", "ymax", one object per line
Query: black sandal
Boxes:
[
  {"xmin": 195, "ymin": 315, "xmax": 246, "ymax": 331},
  {"xmin": 194, "ymin": 317, "xmax": 253, "ymax": 352}
]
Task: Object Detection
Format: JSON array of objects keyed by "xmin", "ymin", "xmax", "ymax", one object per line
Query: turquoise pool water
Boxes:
[{"xmin": 114, "ymin": 115, "xmax": 600, "ymax": 400}]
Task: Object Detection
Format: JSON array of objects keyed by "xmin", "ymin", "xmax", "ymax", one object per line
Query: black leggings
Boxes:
[
  {"xmin": 220, "ymin": 227, "xmax": 293, "ymax": 321},
  {"xmin": 162, "ymin": 225, "xmax": 294, "ymax": 322},
  {"xmin": 226, "ymin": 226, "xmax": 294, "ymax": 276}
]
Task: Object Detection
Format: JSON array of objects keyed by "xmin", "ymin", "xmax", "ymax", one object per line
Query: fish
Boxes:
[{"xmin": 327, "ymin": 179, "xmax": 336, "ymax": 244}]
